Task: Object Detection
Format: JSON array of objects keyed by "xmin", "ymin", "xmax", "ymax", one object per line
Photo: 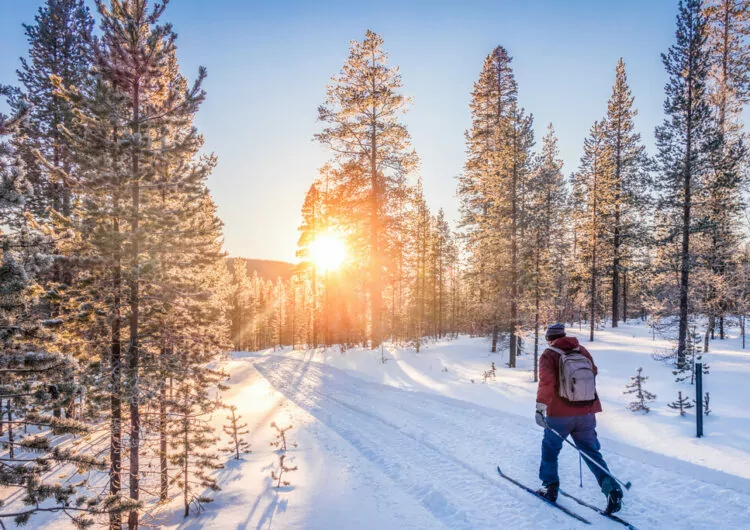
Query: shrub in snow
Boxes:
[
  {"xmin": 667, "ymin": 391, "xmax": 694, "ymax": 416},
  {"xmin": 271, "ymin": 453, "xmax": 298, "ymax": 489},
  {"xmin": 673, "ymin": 326, "xmax": 709, "ymax": 384},
  {"xmin": 270, "ymin": 422, "xmax": 298, "ymax": 488},
  {"xmin": 624, "ymin": 367, "xmax": 656, "ymax": 413},
  {"xmin": 703, "ymin": 392, "xmax": 712, "ymax": 416},
  {"xmin": 223, "ymin": 405, "xmax": 251, "ymax": 459},
  {"xmin": 482, "ymin": 361, "xmax": 497, "ymax": 383},
  {"xmin": 270, "ymin": 422, "xmax": 297, "ymax": 452}
]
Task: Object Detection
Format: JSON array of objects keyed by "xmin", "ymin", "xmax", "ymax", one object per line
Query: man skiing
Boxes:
[{"xmin": 535, "ymin": 323, "xmax": 623, "ymax": 514}]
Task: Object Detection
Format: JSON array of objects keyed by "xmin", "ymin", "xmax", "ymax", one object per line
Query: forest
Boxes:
[{"xmin": 0, "ymin": 0, "xmax": 749, "ymax": 528}]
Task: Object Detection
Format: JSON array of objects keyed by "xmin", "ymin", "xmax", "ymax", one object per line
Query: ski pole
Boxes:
[
  {"xmin": 578, "ymin": 453, "xmax": 583, "ymax": 488},
  {"xmin": 543, "ymin": 417, "xmax": 632, "ymax": 490}
]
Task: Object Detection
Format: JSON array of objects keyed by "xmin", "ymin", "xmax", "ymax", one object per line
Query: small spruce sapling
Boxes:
[
  {"xmin": 482, "ymin": 361, "xmax": 497, "ymax": 383},
  {"xmin": 270, "ymin": 422, "xmax": 298, "ymax": 488},
  {"xmin": 703, "ymin": 392, "xmax": 712, "ymax": 416},
  {"xmin": 667, "ymin": 391, "xmax": 694, "ymax": 416},
  {"xmin": 624, "ymin": 367, "xmax": 656, "ymax": 413},
  {"xmin": 271, "ymin": 453, "xmax": 298, "ymax": 489},
  {"xmin": 223, "ymin": 405, "xmax": 251, "ymax": 460},
  {"xmin": 270, "ymin": 422, "xmax": 297, "ymax": 452}
]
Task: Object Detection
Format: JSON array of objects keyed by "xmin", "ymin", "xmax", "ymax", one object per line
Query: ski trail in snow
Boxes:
[
  {"xmin": 253, "ymin": 356, "xmax": 594, "ymax": 529},
  {"xmin": 253, "ymin": 355, "xmax": 750, "ymax": 529}
]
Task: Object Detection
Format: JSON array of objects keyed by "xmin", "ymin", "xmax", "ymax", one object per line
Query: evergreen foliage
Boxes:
[
  {"xmin": 668, "ymin": 390, "xmax": 695, "ymax": 415},
  {"xmin": 624, "ymin": 367, "xmax": 657, "ymax": 413}
]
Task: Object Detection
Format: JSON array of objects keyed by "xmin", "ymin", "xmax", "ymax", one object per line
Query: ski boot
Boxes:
[
  {"xmin": 537, "ymin": 481, "xmax": 559, "ymax": 503},
  {"xmin": 605, "ymin": 488, "xmax": 623, "ymax": 514}
]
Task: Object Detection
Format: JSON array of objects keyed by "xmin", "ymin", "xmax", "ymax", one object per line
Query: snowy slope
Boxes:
[
  {"xmin": 150, "ymin": 322, "xmax": 750, "ymax": 529},
  {"xmin": 24, "ymin": 322, "xmax": 750, "ymax": 528}
]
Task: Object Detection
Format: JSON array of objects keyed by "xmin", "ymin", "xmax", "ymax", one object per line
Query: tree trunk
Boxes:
[
  {"xmin": 590, "ymin": 149, "xmax": 599, "ymax": 342},
  {"xmin": 676, "ymin": 75, "xmax": 694, "ymax": 368},
  {"xmin": 7, "ymin": 401, "xmax": 13, "ymax": 460},
  {"xmin": 622, "ymin": 270, "xmax": 628, "ymax": 323},
  {"xmin": 369, "ymin": 47, "xmax": 382, "ymax": 349},
  {"xmin": 110, "ymin": 186, "xmax": 122, "ymax": 530},
  {"xmin": 533, "ymin": 235, "xmax": 541, "ymax": 383},
  {"xmin": 159, "ymin": 374, "xmax": 168, "ymax": 502},
  {"xmin": 509, "ymin": 136, "xmax": 519, "ymax": 368},
  {"xmin": 128, "ymin": 81, "xmax": 142, "ymax": 530}
]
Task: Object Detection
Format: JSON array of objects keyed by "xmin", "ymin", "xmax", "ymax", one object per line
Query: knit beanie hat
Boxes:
[{"xmin": 545, "ymin": 323, "xmax": 566, "ymax": 340}]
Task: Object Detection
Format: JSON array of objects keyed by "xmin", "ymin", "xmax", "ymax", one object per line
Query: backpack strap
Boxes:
[{"xmin": 547, "ymin": 345, "xmax": 580, "ymax": 355}]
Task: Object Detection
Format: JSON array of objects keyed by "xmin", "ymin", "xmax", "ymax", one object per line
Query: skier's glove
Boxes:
[{"xmin": 535, "ymin": 402, "xmax": 547, "ymax": 428}]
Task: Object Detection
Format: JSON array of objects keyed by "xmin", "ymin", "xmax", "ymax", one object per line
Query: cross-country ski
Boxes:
[
  {"xmin": 559, "ymin": 489, "xmax": 638, "ymax": 530},
  {"xmin": 497, "ymin": 466, "xmax": 592, "ymax": 524}
]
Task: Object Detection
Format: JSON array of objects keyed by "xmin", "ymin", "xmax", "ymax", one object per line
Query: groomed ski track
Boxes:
[{"xmin": 243, "ymin": 354, "xmax": 750, "ymax": 530}]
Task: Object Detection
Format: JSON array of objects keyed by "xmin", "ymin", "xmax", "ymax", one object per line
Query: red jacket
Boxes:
[{"xmin": 536, "ymin": 336, "xmax": 602, "ymax": 417}]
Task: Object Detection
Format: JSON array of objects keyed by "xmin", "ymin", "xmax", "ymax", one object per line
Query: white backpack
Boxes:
[{"xmin": 548, "ymin": 346, "xmax": 597, "ymax": 405}]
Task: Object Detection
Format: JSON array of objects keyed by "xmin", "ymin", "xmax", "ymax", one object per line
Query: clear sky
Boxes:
[{"xmin": 0, "ymin": 0, "xmax": 679, "ymax": 263}]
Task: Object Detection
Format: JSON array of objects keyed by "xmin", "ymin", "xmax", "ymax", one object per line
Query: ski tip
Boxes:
[{"xmin": 497, "ymin": 466, "xmax": 503, "ymax": 474}]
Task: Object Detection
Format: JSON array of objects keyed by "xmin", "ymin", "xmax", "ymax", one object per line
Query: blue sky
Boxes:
[{"xmin": 0, "ymin": 0, "xmax": 679, "ymax": 262}]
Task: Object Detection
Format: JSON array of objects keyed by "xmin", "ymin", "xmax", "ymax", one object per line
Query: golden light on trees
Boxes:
[{"xmin": 310, "ymin": 232, "xmax": 347, "ymax": 272}]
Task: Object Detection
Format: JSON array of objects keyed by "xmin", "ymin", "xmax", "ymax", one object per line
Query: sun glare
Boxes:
[{"xmin": 310, "ymin": 232, "xmax": 347, "ymax": 272}]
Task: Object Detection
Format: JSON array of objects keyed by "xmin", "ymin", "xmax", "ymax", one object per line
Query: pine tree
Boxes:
[
  {"xmin": 668, "ymin": 390, "xmax": 695, "ymax": 415},
  {"xmin": 603, "ymin": 59, "xmax": 650, "ymax": 327},
  {"xmin": 168, "ymin": 367, "xmax": 225, "ymax": 518},
  {"xmin": 572, "ymin": 120, "xmax": 612, "ymax": 341},
  {"xmin": 14, "ymin": 0, "xmax": 94, "ymax": 222},
  {"xmin": 0, "ymin": 90, "xmax": 110, "ymax": 529},
  {"xmin": 624, "ymin": 367, "xmax": 657, "ymax": 413},
  {"xmin": 457, "ymin": 46, "xmax": 534, "ymax": 364},
  {"xmin": 526, "ymin": 124, "xmax": 568, "ymax": 380},
  {"xmin": 700, "ymin": 0, "xmax": 749, "ymax": 345},
  {"xmin": 655, "ymin": 0, "xmax": 716, "ymax": 367},
  {"xmin": 223, "ymin": 405, "xmax": 251, "ymax": 460},
  {"xmin": 316, "ymin": 30, "xmax": 418, "ymax": 348},
  {"xmin": 296, "ymin": 183, "xmax": 323, "ymax": 347}
]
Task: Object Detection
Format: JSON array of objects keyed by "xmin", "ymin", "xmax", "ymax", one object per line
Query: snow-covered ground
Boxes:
[
  {"xmin": 151, "ymin": 321, "xmax": 750, "ymax": 529},
  {"xmin": 28, "ymin": 322, "xmax": 750, "ymax": 529}
]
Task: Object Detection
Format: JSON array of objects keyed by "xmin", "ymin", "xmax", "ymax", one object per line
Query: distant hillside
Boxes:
[{"xmin": 228, "ymin": 257, "xmax": 297, "ymax": 281}]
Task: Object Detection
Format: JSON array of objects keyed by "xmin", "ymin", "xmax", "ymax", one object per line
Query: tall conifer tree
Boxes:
[
  {"xmin": 316, "ymin": 30, "xmax": 418, "ymax": 348},
  {"xmin": 655, "ymin": 0, "xmax": 716, "ymax": 365}
]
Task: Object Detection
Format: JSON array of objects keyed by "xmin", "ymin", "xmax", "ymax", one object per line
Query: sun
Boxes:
[{"xmin": 310, "ymin": 232, "xmax": 347, "ymax": 272}]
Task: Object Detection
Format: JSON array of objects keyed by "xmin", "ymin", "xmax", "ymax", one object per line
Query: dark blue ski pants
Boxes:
[{"xmin": 539, "ymin": 413, "xmax": 619, "ymax": 495}]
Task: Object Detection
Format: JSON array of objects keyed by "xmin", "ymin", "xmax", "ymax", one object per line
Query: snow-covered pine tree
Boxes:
[
  {"xmin": 14, "ymin": 0, "xmax": 94, "ymax": 223},
  {"xmin": 408, "ymin": 178, "xmax": 432, "ymax": 352},
  {"xmin": 168, "ymin": 366, "xmax": 225, "ymax": 518},
  {"xmin": 316, "ymin": 30, "xmax": 418, "ymax": 349},
  {"xmin": 431, "ymin": 209, "xmax": 455, "ymax": 339},
  {"xmin": 91, "ymin": 3, "xmax": 213, "ymax": 525},
  {"xmin": 0, "ymin": 91, "xmax": 108, "ymax": 529},
  {"xmin": 668, "ymin": 390, "xmax": 695, "ymax": 415},
  {"xmin": 457, "ymin": 46, "xmax": 534, "ymax": 363},
  {"xmin": 572, "ymin": 120, "xmax": 613, "ymax": 342},
  {"xmin": 624, "ymin": 367, "xmax": 656, "ymax": 413},
  {"xmin": 525, "ymin": 124, "xmax": 568, "ymax": 381},
  {"xmin": 655, "ymin": 0, "xmax": 717, "ymax": 367},
  {"xmin": 603, "ymin": 59, "xmax": 651, "ymax": 327},
  {"xmin": 699, "ymin": 0, "xmax": 749, "ymax": 346},
  {"xmin": 227, "ymin": 259, "xmax": 252, "ymax": 351},
  {"xmin": 296, "ymin": 183, "xmax": 324, "ymax": 347}
]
